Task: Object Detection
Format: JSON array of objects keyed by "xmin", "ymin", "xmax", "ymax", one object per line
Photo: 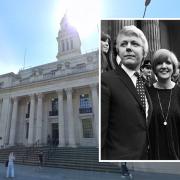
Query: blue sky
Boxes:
[
  {"xmin": 101, "ymin": 0, "xmax": 180, "ymax": 18},
  {"xmin": 0, "ymin": 0, "xmax": 99, "ymax": 75},
  {"xmin": 1, "ymin": 0, "xmax": 180, "ymax": 75}
]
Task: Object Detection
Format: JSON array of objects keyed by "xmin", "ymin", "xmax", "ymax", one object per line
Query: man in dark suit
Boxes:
[
  {"xmin": 141, "ymin": 59, "xmax": 156, "ymax": 87},
  {"xmin": 101, "ymin": 25, "xmax": 153, "ymax": 160}
]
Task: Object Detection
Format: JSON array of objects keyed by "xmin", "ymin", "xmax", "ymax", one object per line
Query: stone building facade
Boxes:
[{"xmin": 0, "ymin": 14, "xmax": 99, "ymax": 148}]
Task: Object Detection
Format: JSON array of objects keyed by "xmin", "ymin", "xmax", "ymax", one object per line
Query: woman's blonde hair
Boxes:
[{"xmin": 152, "ymin": 49, "xmax": 178, "ymax": 76}]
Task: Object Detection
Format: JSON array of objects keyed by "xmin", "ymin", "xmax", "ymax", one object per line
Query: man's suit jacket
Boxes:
[{"xmin": 101, "ymin": 67, "xmax": 153, "ymax": 160}]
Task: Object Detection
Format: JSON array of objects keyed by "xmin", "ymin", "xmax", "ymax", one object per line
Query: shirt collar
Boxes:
[{"xmin": 121, "ymin": 64, "xmax": 140, "ymax": 79}]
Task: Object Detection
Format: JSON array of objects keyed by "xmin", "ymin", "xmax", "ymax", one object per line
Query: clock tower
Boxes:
[{"xmin": 56, "ymin": 14, "xmax": 81, "ymax": 61}]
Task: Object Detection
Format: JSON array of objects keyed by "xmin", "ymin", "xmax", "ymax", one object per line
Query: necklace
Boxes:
[{"xmin": 157, "ymin": 89, "xmax": 172, "ymax": 126}]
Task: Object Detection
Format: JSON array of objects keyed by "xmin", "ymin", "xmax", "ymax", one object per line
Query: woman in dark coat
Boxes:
[{"xmin": 148, "ymin": 49, "xmax": 180, "ymax": 160}]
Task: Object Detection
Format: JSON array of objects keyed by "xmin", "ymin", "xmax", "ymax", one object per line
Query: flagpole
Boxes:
[
  {"xmin": 143, "ymin": 6, "xmax": 147, "ymax": 18},
  {"xmin": 143, "ymin": 0, "xmax": 151, "ymax": 18}
]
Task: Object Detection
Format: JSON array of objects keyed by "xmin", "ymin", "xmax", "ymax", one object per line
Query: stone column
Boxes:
[
  {"xmin": 65, "ymin": 88, "xmax": 76, "ymax": 147},
  {"xmin": 28, "ymin": 94, "xmax": 35, "ymax": 145},
  {"xmin": 90, "ymin": 84, "xmax": 99, "ymax": 144},
  {"xmin": 141, "ymin": 20, "xmax": 161, "ymax": 59},
  {"xmin": 57, "ymin": 90, "xmax": 65, "ymax": 146},
  {"xmin": 9, "ymin": 97, "xmax": 19, "ymax": 146},
  {"xmin": 121, "ymin": 20, "xmax": 135, "ymax": 27},
  {"xmin": 0, "ymin": 97, "xmax": 12, "ymax": 146},
  {"xmin": 111, "ymin": 20, "xmax": 136, "ymax": 42},
  {"xmin": 0, "ymin": 98, "xmax": 3, "ymax": 119},
  {"xmin": 0, "ymin": 98, "xmax": 3, "ymax": 146},
  {"xmin": 35, "ymin": 93, "xmax": 43, "ymax": 144}
]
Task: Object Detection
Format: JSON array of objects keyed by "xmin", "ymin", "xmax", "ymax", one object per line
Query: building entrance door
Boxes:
[{"xmin": 52, "ymin": 123, "xmax": 59, "ymax": 146}]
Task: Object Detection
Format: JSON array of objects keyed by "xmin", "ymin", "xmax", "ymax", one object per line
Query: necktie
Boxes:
[{"xmin": 134, "ymin": 72, "xmax": 146, "ymax": 112}]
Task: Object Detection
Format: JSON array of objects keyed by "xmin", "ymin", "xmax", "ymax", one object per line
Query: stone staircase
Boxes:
[{"xmin": 0, "ymin": 146, "xmax": 120, "ymax": 173}]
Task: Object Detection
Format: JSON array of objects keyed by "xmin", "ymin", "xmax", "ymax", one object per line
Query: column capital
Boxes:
[
  {"xmin": 65, "ymin": 87, "xmax": 73, "ymax": 94},
  {"xmin": 56, "ymin": 89, "xmax": 63, "ymax": 95},
  {"xmin": 90, "ymin": 83, "xmax": 98, "ymax": 90},
  {"xmin": 37, "ymin": 93, "xmax": 43, "ymax": 99},
  {"xmin": 29, "ymin": 94, "xmax": 35, "ymax": 100},
  {"xmin": 11, "ymin": 96, "xmax": 19, "ymax": 102}
]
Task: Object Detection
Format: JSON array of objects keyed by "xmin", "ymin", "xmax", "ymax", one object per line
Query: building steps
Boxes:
[{"xmin": 0, "ymin": 146, "xmax": 120, "ymax": 173}]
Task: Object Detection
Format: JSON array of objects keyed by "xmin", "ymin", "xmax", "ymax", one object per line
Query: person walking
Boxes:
[
  {"xmin": 6, "ymin": 152, "xmax": 15, "ymax": 178},
  {"xmin": 121, "ymin": 162, "xmax": 133, "ymax": 179},
  {"xmin": 38, "ymin": 151, "xmax": 44, "ymax": 168}
]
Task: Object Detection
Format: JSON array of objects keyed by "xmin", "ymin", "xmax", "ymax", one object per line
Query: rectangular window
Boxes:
[
  {"xmin": 26, "ymin": 122, "xmax": 29, "ymax": 139},
  {"xmin": 79, "ymin": 94, "xmax": 92, "ymax": 113},
  {"xmin": 49, "ymin": 98, "xmax": 58, "ymax": 116},
  {"xmin": 26, "ymin": 102, "xmax": 30, "ymax": 118},
  {"xmin": 82, "ymin": 118, "xmax": 93, "ymax": 138},
  {"xmin": 0, "ymin": 82, "xmax": 4, "ymax": 88},
  {"xmin": 52, "ymin": 98, "xmax": 58, "ymax": 111},
  {"xmin": 28, "ymin": 102, "xmax": 30, "ymax": 114}
]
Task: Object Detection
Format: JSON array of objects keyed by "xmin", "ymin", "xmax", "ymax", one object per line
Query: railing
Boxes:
[
  {"xmin": 79, "ymin": 107, "xmax": 92, "ymax": 114},
  {"xmin": 49, "ymin": 111, "xmax": 58, "ymax": 116},
  {"xmin": 43, "ymin": 71, "xmax": 56, "ymax": 80}
]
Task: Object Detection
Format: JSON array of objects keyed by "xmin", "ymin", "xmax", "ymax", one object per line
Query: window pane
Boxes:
[
  {"xmin": 80, "ymin": 94, "xmax": 92, "ymax": 108},
  {"xmin": 52, "ymin": 98, "xmax": 58, "ymax": 112},
  {"xmin": 26, "ymin": 123, "xmax": 29, "ymax": 139},
  {"xmin": 82, "ymin": 118, "xmax": 93, "ymax": 138},
  {"xmin": 79, "ymin": 94, "xmax": 92, "ymax": 113}
]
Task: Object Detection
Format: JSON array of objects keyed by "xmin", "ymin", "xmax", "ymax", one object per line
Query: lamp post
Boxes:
[{"xmin": 143, "ymin": 0, "xmax": 151, "ymax": 18}]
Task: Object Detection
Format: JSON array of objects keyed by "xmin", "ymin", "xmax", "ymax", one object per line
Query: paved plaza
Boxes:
[{"xmin": 0, "ymin": 163, "xmax": 180, "ymax": 180}]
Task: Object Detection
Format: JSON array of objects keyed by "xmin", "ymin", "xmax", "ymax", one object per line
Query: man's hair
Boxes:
[
  {"xmin": 116, "ymin": 25, "xmax": 149, "ymax": 58},
  {"xmin": 152, "ymin": 49, "xmax": 178, "ymax": 75}
]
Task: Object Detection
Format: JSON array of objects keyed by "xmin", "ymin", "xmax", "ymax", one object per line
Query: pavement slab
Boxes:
[{"xmin": 0, "ymin": 163, "xmax": 180, "ymax": 180}]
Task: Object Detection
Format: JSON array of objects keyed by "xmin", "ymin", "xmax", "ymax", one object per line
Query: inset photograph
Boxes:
[{"xmin": 100, "ymin": 19, "xmax": 180, "ymax": 161}]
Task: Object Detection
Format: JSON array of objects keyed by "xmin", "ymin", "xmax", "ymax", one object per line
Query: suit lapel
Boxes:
[{"xmin": 116, "ymin": 67, "xmax": 146, "ymax": 115}]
